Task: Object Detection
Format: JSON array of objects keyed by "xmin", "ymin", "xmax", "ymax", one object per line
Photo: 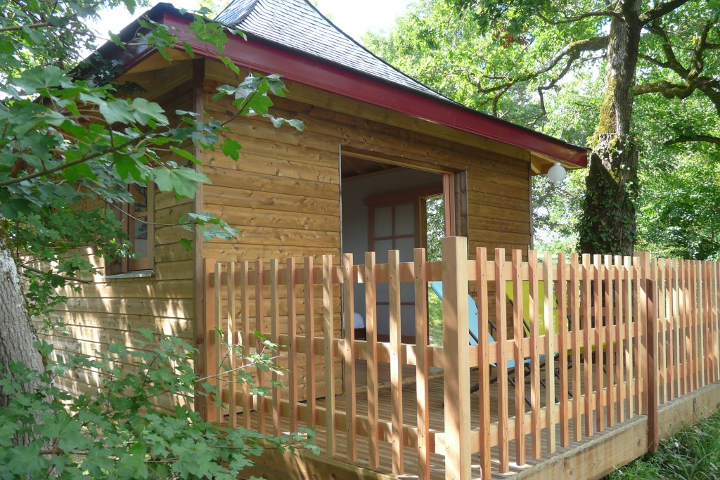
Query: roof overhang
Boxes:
[{"xmin": 87, "ymin": 3, "xmax": 588, "ymax": 168}]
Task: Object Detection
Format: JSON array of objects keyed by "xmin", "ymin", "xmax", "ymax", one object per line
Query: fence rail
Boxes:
[{"xmin": 203, "ymin": 236, "xmax": 720, "ymax": 480}]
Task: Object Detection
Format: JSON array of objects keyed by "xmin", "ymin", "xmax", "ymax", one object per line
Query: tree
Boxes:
[
  {"xmin": 0, "ymin": 0, "xmax": 299, "ymax": 407},
  {"xmin": 367, "ymin": 0, "xmax": 720, "ymax": 255}
]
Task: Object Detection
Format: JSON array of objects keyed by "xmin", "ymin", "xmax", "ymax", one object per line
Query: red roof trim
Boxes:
[{"xmin": 162, "ymin": 12, "xmax": 587, "ymax": 167}]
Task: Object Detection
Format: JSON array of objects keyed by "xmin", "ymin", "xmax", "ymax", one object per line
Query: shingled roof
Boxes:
[
  {"xmin": 215, "ymin": 0, "xmax": 448, "ymax": 102},
  {"xmin": 90, "ymin": 1, "xmax": 587, "ymax": 166}
]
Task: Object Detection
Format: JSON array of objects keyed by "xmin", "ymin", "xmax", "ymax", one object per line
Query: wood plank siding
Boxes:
[
  {"xmin": 201, "ymin": 60, "xmax": 532, "ymax": 403},
  {"xmin": 36, "ymin": 63, "xmax": 197, "ymax": 412}
]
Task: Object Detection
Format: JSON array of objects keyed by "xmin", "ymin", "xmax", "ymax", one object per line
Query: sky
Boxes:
[{"xmin": 93, "ymin": 0, "xmax": 414, "ymax": 44}]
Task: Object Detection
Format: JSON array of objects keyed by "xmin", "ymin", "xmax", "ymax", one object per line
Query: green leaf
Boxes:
[
  {"xmin": 220, "ymin": 138, "xmax": 242, "ymax": 161},
  {"xmin": 170, "ymin": 146, "xmax": 201, "ymax": 165},
  {"xmin": 99, "ymin": 99, "xmax": 135, "ymax": 125},
  {"xmin": 0, "ymin": 198, "xmax": 35, "ymax": 220},
  {"xmin": 131, "ymin": 97, "xmax": 168, "ymax": 125},
  {"xmin": 153, "ymin": 167, "xmax": 209, "ymax": 198},
  {"xmin": 62, "ymin": 162, "xmax": 96, "ymax": 184},
  {"xmin": 220, "ymin": 55, "xmax": 240, "ymax": 75}
]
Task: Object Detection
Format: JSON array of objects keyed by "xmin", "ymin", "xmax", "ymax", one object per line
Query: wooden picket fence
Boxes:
[{"xmin": 202, "ymin": 236, "xmax": 720, "ymax": 480}]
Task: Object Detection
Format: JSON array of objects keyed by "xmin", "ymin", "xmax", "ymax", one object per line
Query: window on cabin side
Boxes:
[{"xmin": 106, "ymin": 184, "xmax": 154, "ymax": 275}]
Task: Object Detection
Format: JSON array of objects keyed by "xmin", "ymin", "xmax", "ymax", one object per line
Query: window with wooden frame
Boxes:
[{"xmin": 107, "ymin": 183, "xmax": 155, "ymax": 275}]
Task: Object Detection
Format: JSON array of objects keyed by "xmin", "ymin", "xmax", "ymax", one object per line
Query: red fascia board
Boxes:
[{"xmin": 161, "ymin": 12, "xmax": 587, "ymax": 167}]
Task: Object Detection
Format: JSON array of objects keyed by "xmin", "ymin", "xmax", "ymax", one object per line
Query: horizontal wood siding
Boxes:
[
  {"xmin": 35, "ymin": 74, "xmax": 197, "ymax": 412},
  {"xmin": 202, "ymin": 60, "xmax": 531, "ymax": 404}
]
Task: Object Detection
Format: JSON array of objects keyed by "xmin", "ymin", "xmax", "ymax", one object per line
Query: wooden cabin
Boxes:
[{"xmin": 39, "ymin": 0, "xmax": 592, "ymax": 476}]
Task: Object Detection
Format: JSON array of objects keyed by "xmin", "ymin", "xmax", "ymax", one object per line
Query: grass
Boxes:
[{"xmin": 606, "ymin": 412, "xmax": 720, "ymax": 479}]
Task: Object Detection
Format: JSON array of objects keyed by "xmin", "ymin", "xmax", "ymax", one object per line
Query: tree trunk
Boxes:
[
  {"xmin": 579, "ymin": 2, "xmax": 642, "ymax": 256},
  {"xmin": 0, "ymin": 227, "xmax": 44, "ymax": 408}
]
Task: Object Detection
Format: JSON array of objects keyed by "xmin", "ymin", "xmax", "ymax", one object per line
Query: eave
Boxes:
[{"xmin": 86, "ymin": 3, "xmax": 588, "ymax": 168}]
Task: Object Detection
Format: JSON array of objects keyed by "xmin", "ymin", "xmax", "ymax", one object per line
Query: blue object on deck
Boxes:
[{"xmin": 429, "ymin": 281, "xmax": 531, "ymax": 370}]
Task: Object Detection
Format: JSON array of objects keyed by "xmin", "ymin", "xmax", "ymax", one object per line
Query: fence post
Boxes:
[
  {"xmin": 640, "ymin": 251, "xmax": 659, "ymax": 452},
  {"xmin": 442, "ymin": 236, "xmax": 471, "ymax": 480},
  {"xmin": 199, "ymin": 258, "xmax": 218, "ymax": 422}
]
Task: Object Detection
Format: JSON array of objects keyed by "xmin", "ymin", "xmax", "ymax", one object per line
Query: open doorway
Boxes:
[{"xmin": 340, "ymin": 148, "xmax": 466, "ymax": 343}]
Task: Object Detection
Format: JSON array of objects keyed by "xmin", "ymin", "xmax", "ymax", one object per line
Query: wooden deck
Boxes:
[{"xmin": 233, "ymin": 358, "xmax": 632, "ymax": 479}]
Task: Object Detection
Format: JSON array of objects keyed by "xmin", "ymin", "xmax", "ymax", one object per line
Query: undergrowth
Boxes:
[{"xmin": 607, "ymin": 411, "xmax": 720, "ymax": 479}]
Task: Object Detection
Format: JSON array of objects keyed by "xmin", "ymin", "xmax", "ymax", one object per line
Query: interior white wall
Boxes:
[{"xmin": 341, "ymin": 167, "xmax": 441, "ymax": 338}]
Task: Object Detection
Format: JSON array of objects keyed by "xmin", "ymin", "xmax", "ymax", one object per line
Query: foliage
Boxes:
[
  {"xmin": 607, "ymin": 412, "xmax": 720, "ymax": 479},
  {"xmin": 365, "ymin": 0, "xmax": 720, "ymax": 256},
  {"xmin": 0, "ymin": 0, "xmax": 304, "ymax": 312},
  {"xmin": 0, "ymin": 332, "xmax": 318, "ymax": 480}
]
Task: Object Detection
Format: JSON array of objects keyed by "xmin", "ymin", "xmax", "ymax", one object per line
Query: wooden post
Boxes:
[
  {"xmin": 496, "ymin": 249, "xmax": 510, "ymax": 470},
  {"xmin": 529, "ymin": 250, "xmax": 542, "ymax": 459},
  {"xmin": 513, "ymin": 249, "xmax": 526, "ymax": 463},
  {"xmin": 593, "ymin": 254, "xmax": 604, "ymax": 431},
  {"xmin": 256, "ymin": 259, "xmax": 266, "ymax": 434},
  {"xmin": 570, "ymin": 253, "xmax": 582, "ymax": 442},
  {"xmin": 604, "ymin": 255, "xmax": 614, "ymax": 428},
  {"xmin": 304, "ymin": 257, "xmax": 316, "ymax": 427},
  {"xmin": 227, "ymin": 261, "xmax": 237, "ymax": 428},
  {"xmin": 286, "ymin": 258, "xmax": 298, "ymax": 433},
  {"xmin": 322, "ymin": 255, "xmax": 335, "ymax": 456},
  {"xmin": 365, "ymin": 252, "xmax": 379, "ymax": 468},
  {"xmin": 414, "ymin": 248, "xmax": 430, "ymax": 480},
  {"xmin": 476, "ymin": 247, "xmax": 492, "ymax": 479},
  {"xmin": 581, "ymin": 253, "xmax": 593, "ymax": 437},
  {"xmin": 558, "ymin": 252, "xmax": 569, "ymax": 447},
  {"xmin": 544, "ymin": 251, "xmax": 556, "ymax": 452},
  {"xmin": 214, "ymin": 262, "xmax": 223, "ymax": 424},
  {"xmin": 240, "ymin": 261, "xmax": 251, "ymax": 428},
  {"xmin": 443, "ymin": 237, "xmax": 471, "ymax": 480},
  {"xmin": 342, "ymin": 253, "xmax": 357, "ymax": 463},
  {"xmin": 624, "ymin": 256, "xmax": 633, "ymax": 419},
  {"xmin": 389, "ymin": 250, "xmax": 403, "ymax": 474},
  {"xmin": 614, "ymin": 255, "xmax": 624, "ymax": 423},
  {"xmin": 270, "ymin": 259, "xmax": 281, "ymax": 435},
  {"xmin": 640, "ymin": 252, "xmax": 659, "ymax": 452},
  {"xmin": 200, "ymin": 258, "xmax": 217, "ymax": 422}
]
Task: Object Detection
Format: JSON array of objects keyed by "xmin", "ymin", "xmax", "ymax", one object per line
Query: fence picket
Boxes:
[
  {"xmin": 304, "ymin": 256, "xmax": 315, "ymax": 428},
  {"xmin": 634, "ymin": 262, "xmax": 643, "ymax": 412},
  {"xmin": 414, "ymin": 249, "xmax": 430, "ymax": 480},
  {"xmin": 614, "ymin": 255, "xmax": 624, "ymax": 422},
  {"xmin": 286, "ymin": 258, "xmax": 298, "ymax": 433},
  {"xmin": 388, "ymin": 250, "xmax": 403, "ymax": 474},
  {"xmin": 496, "ymin": 248, "xmax": 510, "ymax": 471},
  {"xmin": 270, "ymin": 259, "xmax": 281, "ymax": 435},
  {"xmin": 659, "ymin": 258, "xmax": 667, "ymax": 405},
  {"xmin": 227, "ymin": 262, "xmax": 237, "ymax": 428},
  {"xmin": 624, "ymin": 256, "xmax": 633, "ymax": 419},
  {"xmin": 529, "ymin": 250, "xmax": 542, "ymax": 459},
  {"xmin": 202, "ymin": 242, "xmax": 720, "ymax": 479},
  {"xmin": 513, "ymin": 249, "xmax": 527, "ymax": 462},
  {"xmin": 255, "ymin": 259, "xmax": 266, "ymax": 434},
  {"xmin": 604, "ymin": 254, "xmax": 614, "ymax": 428},
  {"xmin": 593, "ymin": 254, "xmax": 604, "ymax": 431},
  {"xmin": 582, "ymin": 253, "xmax": 593, "ymax": 438},
  {"xmin": 476, "ymin": 247, "xmax": 492, "ymax": 479},
  {"xmin": 240, "ymin": 261, "xmax": 251, "ymax": 428},
  {"xmin": 342, "ymin": 253, "xmax": 357, "ymax": 463},
  {"xmin": 544, "ymin": 251, "xmax": 556, "ymax": 454},
  {"xmin": 570, "ymin": 253, "xmax": 582, "ymax": 442},
  {"xmin": 557, "ymin": 252, "xmax": 570, "ymax": 447},
  {"xmin": 322, "ymin": 255, "xmax": 335, "ymax": 456},
  {"xmin": 214, "ymin": 262, "xmax": 222, "ymax": 424},
  {"xmin": 364, "ymin": 252, "xmax": 379, "ymax": 469},
  {"xmin": 714, "ymin": 261, "xmax": 720, "ymax": 383}
]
